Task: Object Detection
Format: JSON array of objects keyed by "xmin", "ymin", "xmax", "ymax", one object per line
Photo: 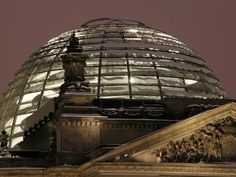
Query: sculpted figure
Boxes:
[
  {"xmin": 153, "ymin": 117, "xmax": 234, "ymax": 163},
  {"xmin": 0, "ymin": 130, "xmax": 8, "ymax": 148},
  {"xmin": 62, "ymin": 55, "xmax": 86, "ymax": 83},
  {"xmin": 166, "ymin": 141, "xmax": 176, "ymax": 161},
  {"xmin": 60, "ymin": 32, "xmax": 90, "ymax": 92},
  {"xmin": 0, "ymin": 130, "xmax": 10, "ymax": 157},
  {"xmin": 67, "ymin": 32, "xmax": 83, "ymax": 53}
]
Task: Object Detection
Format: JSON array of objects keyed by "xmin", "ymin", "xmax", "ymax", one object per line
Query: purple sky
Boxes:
[{"xmin": 0, "ymin": 0, "xmax": 235, "ymax": 99}]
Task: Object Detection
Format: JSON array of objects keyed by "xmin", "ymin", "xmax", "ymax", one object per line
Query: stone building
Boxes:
[{"xmin": 0, "ymin": 18, "xmax": 235, "ymax": 176}]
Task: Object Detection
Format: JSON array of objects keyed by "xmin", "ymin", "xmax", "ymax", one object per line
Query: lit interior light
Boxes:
[
  {"xmin": 19, "ymin": 103, "xmax": 33, "ymax": 110},
  {"xmin": 16, "ymin": 98, "xmax": 20, "ymax": 104},
  {"xmin": 127, "ymin": 29, "xmax": 139, "ymax": 33},
  {"xmin": 30, "ymin": 72, "xmax": 47, "ymax": 82},
  {"xmin": 43, "ymin": 90, "xmax": 59, "ymax": 99},
  {"xmin": 4, "ymin": 118, "xmax": 13, "ymax": 128},
  {"xmin": 13, "ymin": 126, "xmax": 23, "ymax": 134},
  {"xmin": 15, "ymin": 113, "xmax": 33, "ymax": 125},
  {"xmin": 185, "ymin": 79, "xmax": 198, "ymax": 85},
  {"xmin": 76, "ymin": 32, "xmax": 85, "ymax": 37},
  {"xmin": 157, "ymin": 32, "xmax": 175, "ymax": 39},
  {"xmin": 169, "ymin": 50, "xmax": 180, "ymax": 53},
  {"xmin": 126, "ymin": 38, "xmax": 142, "ymax": 41},
  {"xmin": 11, "ymin": 137, "xmax": 24, "ymax": 148},
  {"xmin": 22, "ymin": 92, "xmax": 41, "ymax": 103},
  {"xmin": 45, "ymin": 81, "xmax": 64, "ymax": 89},
  {"xmin": 130, "ymin": 78, "xmax": 134, "ymax": 83}
]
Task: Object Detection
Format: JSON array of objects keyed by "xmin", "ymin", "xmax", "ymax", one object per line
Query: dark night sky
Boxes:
[{"xmin": 0, "ymin": 0, "xmax": 235, "ymax": 99}]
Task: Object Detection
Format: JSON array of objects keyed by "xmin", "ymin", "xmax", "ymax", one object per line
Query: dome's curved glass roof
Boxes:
[{"xmin": 0, "ymin": 18, "xmax": 226, "ymax": 147}]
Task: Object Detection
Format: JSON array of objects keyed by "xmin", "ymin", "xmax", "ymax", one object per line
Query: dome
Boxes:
[{"xmin": 0, "ymin": 18, "xmax": 226, "ymax": 147}]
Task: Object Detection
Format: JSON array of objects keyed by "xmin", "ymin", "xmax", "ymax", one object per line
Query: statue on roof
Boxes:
[
  {"xmin": 0, "ymin": 130, "xmax": 10, "ymax": 157},
  {"xmin": 60, "ymin": 32, "xmax": 90, "ymax": 93},
  {"xmin": 66, "ymin": 32, "xmax": 83, "ymax": 53}
]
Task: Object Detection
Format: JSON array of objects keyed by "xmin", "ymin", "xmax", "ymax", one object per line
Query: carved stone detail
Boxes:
[
  {"xmin": 153, "ymin": 116, "xmax": 235, "ymax": 163},
  {"xmin": 186, "ymin": 104, "xmax": 220, "ymax": 117},
  {"xmin": 98, "ymin": 106, "xmax": 166, "ymax": 118},
  {"xmin": 60, "ymin": 54, "xmax": 90, "ymax": 92},
  {"xmin": 66, "ymin": 32, "xmax": 83, "ymax": 53},
  {"xmin": 0, "ymin": 130, "xmax": 10, "ymax": 157},
  {"xmin": 60, "ymin": 33, "xmax": 91, "ymax": 93}
]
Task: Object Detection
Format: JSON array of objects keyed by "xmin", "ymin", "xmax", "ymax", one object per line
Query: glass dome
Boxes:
[{"xmin": 0, "ymin": 18, "xmax": 226, "ymax": 147}]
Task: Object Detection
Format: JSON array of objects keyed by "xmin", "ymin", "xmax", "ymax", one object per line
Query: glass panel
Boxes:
[
  {"xmin": 5, "ymin": 127, "xmax": 11, "ymax": 134},
  {"xmin": 102, "ymin": 58, "xmax": 127, "ymax": 66},
  {"xmin": 200, "ymin": 74, "xmax": 219, "ymax": 84},
  {"xmin": 15, "ymin": 113, "xmax": 33, "ymax": 125},
  {"xmin": 129, "ymin": 58, "xmax": 153, "ymax": 66},
  {"xmin": 130, "ymin": 76, "xmax": 158, "ymax": 85},
  {"xmin": 86, "ymin": 58, "xmax": 100, "ymax": 67},
  {"xmin": 182, "ymin": 71, "xmax": 201, "ymax": 80},
  {"xmin": 125, "ymin": 37, "xmax": 142, "ymax": 41},
  {"xmin": 187, "ymin": 90, "xmax": 208, "ymax": 98},
  {"xmin": 11, "ymin": 137, "xmax": 24, "ymax": 148},
  {"xmin": 85, "ymin": 76, "xmax": 98, "ymax": 84},
  {"xmin": 24, "ymin": 82, "xmax": 44, "ymax": 93},
  {"xmin": 160, "ymin": 77, "xmax": 184, "ymax": 86},
  {"xmin": 19, "ymin": 103, "xmax": 33, "ymax": 110},
  {"xmin": 154, "ymin": 59, "xmax": 173, "ymax": 67},
  {"xmin": 10, "ymin": 87, "xmax": 24, "ymax": 97},
  {"xmin": 18, "ymin": 103, "xmax": 38, "ymax": 114},
  {"xmin": 162, "ymin": 86, "xmax": 186, "ymax": 97},
  {"xmin": 100, "ymin": 85, "xmax": 129, "ymax": 95},
  {"xmin": 28, "ymin": 72, "xmax": 47, "ymax": 83},
  {"xmin": 21, "ymin": 92, "xmax": 41, "ymax": 103},
  {"xmin": 103, "ymin": 50, "xmax": 126, "ymax": 57},
  {"xmin": 204, "ymin": 83, "xmax": 225, "ymax": 96},
  {"xmin": 2, "ymin": 97, "xmax": 19, "ymax": 118},
  {"xmin": 132, "ymin": 95, "xmax": 161, "ymax": 100},
  {"xmin": 101, "ymin": 66, "xmax": 127, "ymax": 75},
  {"xmin": 42, "ymin": 90, "xmax": 59, "ymax": 99},
  {"xmin": 185, "ymin": 79, "xmax": 198, "ymax": 85},
  {"xmin": 177, "ymin": 62, "xmax": 199, "ymax": 71},
  {"xmin": 156, "ymin": 67, "xmax": 184, "ymax": 77},
  {"xmin": 15, "ymin": 69, "xmax": 31, "ymax": 79},
  {"xmin": 88, "ymin": 52, "xmax": 100, "ymax": 58},
  {"xmin": 10, "ymin": 77, "xmax": 27, "ymax": 89},
  {"xmin": 101, "ymin": 76, "xmax": 128, "ymax": 85},
  {"xmin": 13, "ymin": 126, "xmax": 23, "ymax": 135},
  {"xmin": 4, "ymin": 118, "xmax": 14, "ymax": 128},
  {"xmin": 214, "ymin": 86, "xmax": 225, "ymax": 96},
  {"xmin": 130, "ymin": 66, "xmax": 156, "ymax": 76},
  {"xmin": 48, "ymin": 48, "xmax": 60, "ymax": 55},
  {"xmin": 100, "ymin": 95, "xmax": 129, "ymax": 99},
  {"xmin": 51, "ymin": 61, "xmax": 63, "ymax": 70},
  {"xmin": 41, "ymin": 55, "xmax": 57, "ymax": 62},
  {"xmin": 45, "ymin": 79, "xmax": 64, "ymax": 89},
  {"xmin": 85, "ymin": 67, "xmax": 99, "ymax": 76},
  {"xmin": 184, "ymin": 79, "xmax": 205, "ymax": 90},
  {"xmin": 132, "ymin": 85, "xmax": 160, "ymax": 95},
  {"xmin": 32, "ymin": 63, "xmax": 51, "ymax": 74},
  {"xmin": 48, "ymin": 70, "xmax": 64, "ymax": 80}
]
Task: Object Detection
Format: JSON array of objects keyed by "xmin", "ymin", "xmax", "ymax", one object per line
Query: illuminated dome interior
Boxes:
[{"xmin": 0, "ymin": 18, "xmax": 226, "ymax": 147}]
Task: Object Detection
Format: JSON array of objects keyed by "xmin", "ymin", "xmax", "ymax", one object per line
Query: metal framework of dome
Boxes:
[{"xmin": 0, "ymin": 18, "xmax": 226, "ymax": 147}]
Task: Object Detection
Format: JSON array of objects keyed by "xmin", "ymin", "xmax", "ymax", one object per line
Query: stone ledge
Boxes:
[{"xmin": 0, "ymin": 162, "xmax": 236, "ymax": 177}]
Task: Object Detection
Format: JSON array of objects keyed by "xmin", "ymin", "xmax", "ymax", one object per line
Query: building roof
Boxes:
[{"xmin": 0, "ymin": 18, "xmax": 226, "ymax": 148}]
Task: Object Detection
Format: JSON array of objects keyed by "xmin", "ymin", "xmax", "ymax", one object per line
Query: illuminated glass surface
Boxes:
[{"xmin": 0, "ymin": 18, "xmax": 226, "ymax": 147}]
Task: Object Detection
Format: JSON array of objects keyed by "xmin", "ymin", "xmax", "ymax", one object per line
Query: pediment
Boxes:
[{"xmin": 87, "ymin": 102, "xmax": 236, "ymax": 164}]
